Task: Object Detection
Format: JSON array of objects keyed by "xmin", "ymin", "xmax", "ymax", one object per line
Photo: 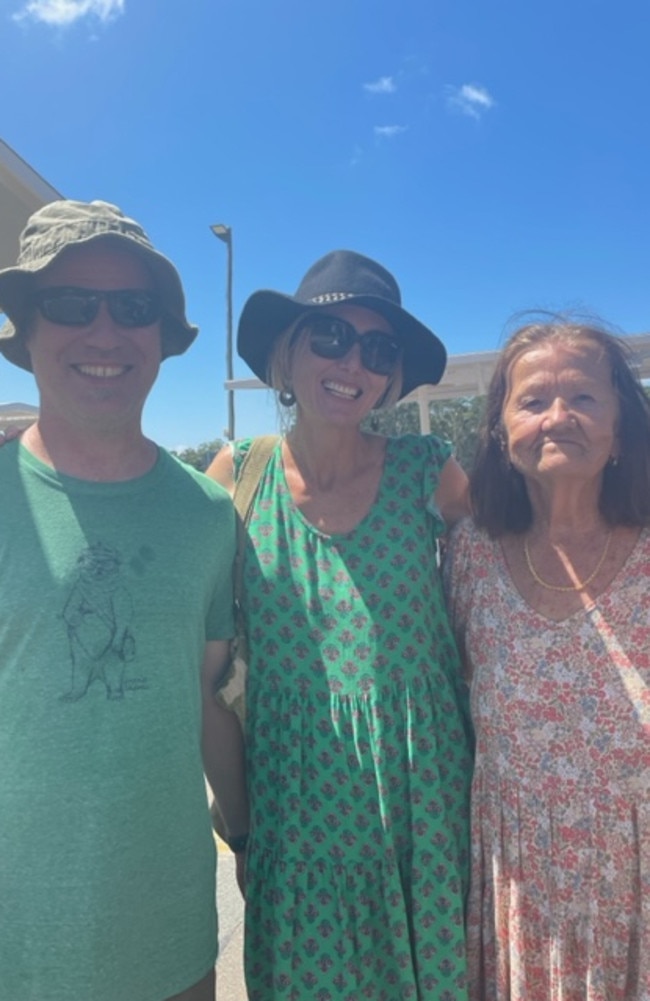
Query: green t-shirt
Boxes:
[{"xmin": 0, "ymin": 443, "xmax": 235, "ymax": 1001}]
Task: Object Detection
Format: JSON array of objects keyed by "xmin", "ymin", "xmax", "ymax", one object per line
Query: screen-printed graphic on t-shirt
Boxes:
[{"xmin": 61, "ymin": 542, "xmax": 145, "ymax": 701}]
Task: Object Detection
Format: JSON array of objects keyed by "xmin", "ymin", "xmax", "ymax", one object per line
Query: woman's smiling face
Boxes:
[{"xmin": 289, "ymin": 303, "xmax": 398, "ymax": 426}]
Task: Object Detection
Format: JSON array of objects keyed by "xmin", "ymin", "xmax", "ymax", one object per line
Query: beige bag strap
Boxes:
[
  {"xmin": 233, "ymin": 434, "xmax": 280, "ymax": 611},
  {"xmin": 233, "ymin": 434, "xmax": 280, "ymax": 523}
]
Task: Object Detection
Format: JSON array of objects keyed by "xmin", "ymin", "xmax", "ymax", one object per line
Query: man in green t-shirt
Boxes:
[{"xmin": 0, "ymin": 200, "xmax": 248, "ymax": 1001}]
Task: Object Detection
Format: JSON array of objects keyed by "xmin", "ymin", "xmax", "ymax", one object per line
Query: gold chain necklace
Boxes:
[{"xmin": 523, "ymin": 531, "xmax": 612, "ymax": 592}]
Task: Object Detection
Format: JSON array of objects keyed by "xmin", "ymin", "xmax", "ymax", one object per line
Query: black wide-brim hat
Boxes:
[
  {"xmin": 0, "ymin": 199, "xmax": 198, "ymax": 372},
  {"xmin": 237, "ymin": 250, "xmax": 447, "ymax": 399}
]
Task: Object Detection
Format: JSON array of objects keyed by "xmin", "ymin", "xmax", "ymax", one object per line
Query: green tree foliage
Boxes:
[
  {"xmin": 171, "ymin": 439, "xmax": 224, "ymax": 472},
  {"xmin": 364, "ymin": 396, "xmax": 486, "ymax": 472},
  {"xmin": 428, "ymin": 397, "xmax": 486, "ymax": 471}
]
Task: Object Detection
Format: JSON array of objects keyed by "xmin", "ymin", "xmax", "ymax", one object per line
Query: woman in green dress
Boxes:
[{"xmin": 208, "ymin": 250, "xmax": 473, "ymax": 1000}]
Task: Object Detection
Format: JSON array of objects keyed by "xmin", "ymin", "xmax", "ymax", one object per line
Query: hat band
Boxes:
[{"xmin": 309, "ymin": 292, "xmax": 356, "ymax": 304}]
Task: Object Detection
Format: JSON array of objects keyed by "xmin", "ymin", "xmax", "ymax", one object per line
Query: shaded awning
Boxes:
[{"xmin": 0, "ymin": 139, "xmax": 62, "ymax": 270}]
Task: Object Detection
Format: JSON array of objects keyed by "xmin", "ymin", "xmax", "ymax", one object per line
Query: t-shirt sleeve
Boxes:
[{"xmin": 204, "ymin": 489, "xmax": 237, "ymax": 642}]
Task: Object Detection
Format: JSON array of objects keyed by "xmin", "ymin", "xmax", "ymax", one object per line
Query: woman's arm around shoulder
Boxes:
[
  {"xmin": 442, "ymin": 517, "xmax": 476, "ymax": 683},
  {"xmin": 434, "ymin": 455, "xmax": 471, "ymax": 527},
  {"xmin": 205, "ymin": 444, "xmax": 235, "ymax": 497}
]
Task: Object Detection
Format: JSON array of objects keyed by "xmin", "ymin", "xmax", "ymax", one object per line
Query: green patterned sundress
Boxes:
[{"xmin": 236, "ymin": 433, "xmax": 472, "ymax": 1001}]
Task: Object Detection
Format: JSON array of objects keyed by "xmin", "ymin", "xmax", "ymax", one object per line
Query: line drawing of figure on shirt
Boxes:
[{"xmin": 61, "ymin": 542, "xmax": 138, "ymax": 701}]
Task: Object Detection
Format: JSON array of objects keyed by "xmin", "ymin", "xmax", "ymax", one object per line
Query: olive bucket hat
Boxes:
[
  {"xmin": 237, "ymin": 250, "xmax": 447, "ymax": 399},
  {"xmin": 0, "ymin": 199, "xmax": 198, "ymax": 371}
]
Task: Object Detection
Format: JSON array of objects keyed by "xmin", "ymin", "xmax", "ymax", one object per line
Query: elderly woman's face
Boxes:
[
  {"xmin": 501, "ymin": 338, "xmax": 619, "ymax": 488},
  {"xmin": 288, "ymin": 303, "xmax": 397, "ymax": 425}
]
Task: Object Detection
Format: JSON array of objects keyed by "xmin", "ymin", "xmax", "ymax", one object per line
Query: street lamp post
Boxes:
[{"xmin": 209, "ymin": 223, "xmax": 235, "ymax": 441}]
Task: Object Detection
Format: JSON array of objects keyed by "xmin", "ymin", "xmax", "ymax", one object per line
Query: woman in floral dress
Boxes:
[
  {"xmin": 444, "ymin": 319, "xmax": 650, "ymax": 1001},
  {"xmin": 208, "ymin": 250, "xmax": 473, "ymax": 1000}
]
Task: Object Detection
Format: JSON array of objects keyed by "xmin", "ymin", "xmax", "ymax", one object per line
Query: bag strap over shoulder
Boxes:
[
  {"xmin": 233, "ymin": 434, "xmax": 280, "ymax": 524},
  {"xmin": 233, "ymin": 434, "xmax": 280, "ymax": 612}
]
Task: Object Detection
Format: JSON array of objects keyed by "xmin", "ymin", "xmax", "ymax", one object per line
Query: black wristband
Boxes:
[{"xmin": 226, "ymin": 833, "xmax": 249, "ymax": 854}]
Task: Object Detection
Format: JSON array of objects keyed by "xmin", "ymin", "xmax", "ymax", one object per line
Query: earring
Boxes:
[
  {"xmin": 609, "ymin": 454, "xmax": 619, "ymax": 467},
  {"xmin": 279, "ymin": 389, "xmax": 296, "ymax": 408}
]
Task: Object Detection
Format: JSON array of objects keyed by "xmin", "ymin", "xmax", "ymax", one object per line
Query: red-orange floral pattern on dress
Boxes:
[{"xmin": 445, "ymin": 519, "xmax": 650, "ymax": 1001}]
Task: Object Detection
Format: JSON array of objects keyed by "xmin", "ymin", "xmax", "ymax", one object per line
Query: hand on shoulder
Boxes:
[{"xmin": 435, "ymin": 456, "xmax": 471, "ymax": 527}]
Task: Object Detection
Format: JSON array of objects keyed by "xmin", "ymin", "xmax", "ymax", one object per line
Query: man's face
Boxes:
[{"xmin": 27, "ymin": 243, "xmax": 162, "ymax": 435}]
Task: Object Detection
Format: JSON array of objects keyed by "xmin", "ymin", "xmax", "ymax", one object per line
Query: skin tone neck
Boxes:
[
  {"xmin": 21, "ymin": 419, "xmax": 158, "ymax": 482},
  {"xmin": 286, "ymin": 416, "xmax": 384, "ymax": 491},
  {"xmin": 523, "ymin": 475, "xmax": 605, "ymax": 542},
  {"xmin": 282, "ymin": 418, "xmax": 389, "ymax": 535}
]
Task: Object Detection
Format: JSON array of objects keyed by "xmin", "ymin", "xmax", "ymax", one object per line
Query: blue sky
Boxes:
[{"xmin": 1, "ymin": 0, "xmax": 649, "ymax": 448}]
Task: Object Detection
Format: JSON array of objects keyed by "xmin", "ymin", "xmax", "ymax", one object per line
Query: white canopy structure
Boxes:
[
  {"xmin": 0, "ymin": 140, "xmax": 61, "ymax": 429},
  {"xmin": 227, "ymin": 333, "xmax": 650, "ymax": 433},
  {"xmin": 0, "ymin": 139, "xmax": 61, "ymax": 270}
]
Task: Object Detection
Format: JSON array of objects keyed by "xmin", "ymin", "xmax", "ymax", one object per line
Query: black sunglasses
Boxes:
[
  {"xmin": 32, "ymin": 287, "xmax": 162, "ymax": 329},
  {"xmin": 296, "ymin": 313, "xmax": 401, "ymax": 377}
]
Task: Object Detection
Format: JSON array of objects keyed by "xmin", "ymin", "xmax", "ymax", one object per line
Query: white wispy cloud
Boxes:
[
  {"xmin": 363, "ymin": 76, "xmax": 397, "ymax": 95},
  {"xmin": 374, "ymin": 125, "xmax": 408, "ymax": 139},
  {"xmin": 446, "ymin": 83, "xmax": 495, "ymax": 119},
  {"xmin": 13, "ymin": 0, "xmax": 125, "ymax": 26}
]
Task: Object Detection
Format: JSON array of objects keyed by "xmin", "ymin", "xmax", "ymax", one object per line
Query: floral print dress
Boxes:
[
  {"xmin": 236, "ymin": 435, "xmax": 473, "ymax": 1001},
  {"xmin": 444, "ymin": 518, "xmax": 650, "ymax": 1001}
]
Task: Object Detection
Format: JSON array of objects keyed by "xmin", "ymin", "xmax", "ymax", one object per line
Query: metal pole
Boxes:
[
  {"xmin": 210, "ymin": 223, "xmax": 235, "ymax": 440},
  {"xmin": 225, "ymin": 232, "xmax": 235, "ymax": 440}
]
